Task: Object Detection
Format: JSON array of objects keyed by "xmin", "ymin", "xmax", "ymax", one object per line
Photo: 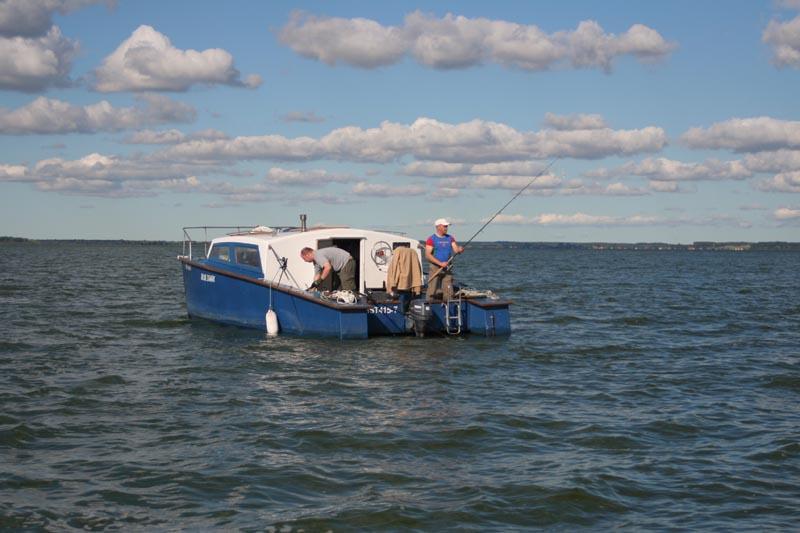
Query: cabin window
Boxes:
[
  {"xmin": 210, "ymin": 244, "xmax": 231, "ymax": 262},
  {"xmin": 393, "ymin": 242, "xmax": 411, "ymax": 249},
  {"xmin": 235, "ymin": 246, "xmax": 261, "ymax": 268}
]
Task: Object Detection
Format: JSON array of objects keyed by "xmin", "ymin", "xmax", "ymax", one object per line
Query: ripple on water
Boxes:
[{"xmin": 1, "ymin": 245, "xmax": 799, "ymax": 531}]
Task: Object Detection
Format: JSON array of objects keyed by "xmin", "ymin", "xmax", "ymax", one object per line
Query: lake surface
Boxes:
[{"xmin": 1, "ymin": 243, "xmax": 798, "ymax": 531}]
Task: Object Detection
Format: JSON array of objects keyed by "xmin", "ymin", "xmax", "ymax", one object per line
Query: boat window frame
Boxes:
[
  {"xmin": 234, "ymin": 244, "xmax": 262, "ymax": 270},
  {"xmin": 209, "ymin": 243, "xmax": 232, "ymax": 262}
]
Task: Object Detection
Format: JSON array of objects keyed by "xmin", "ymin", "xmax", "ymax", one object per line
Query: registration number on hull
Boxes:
[{"xmin": 368, "ymin": 305, "xmax": 397, "ymax": 315}]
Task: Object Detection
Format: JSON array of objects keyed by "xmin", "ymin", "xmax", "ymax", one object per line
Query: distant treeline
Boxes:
[
  {"xmin": 2, "ymin": 236, "xmax": 799, "ymax": 251},
  {"xmin": 468, "ymin": 241, "xmax": 800, "ymax": 251},
  {"xmin": 0, "ymin": 237, "xmax": 177, "ymax": 245}
]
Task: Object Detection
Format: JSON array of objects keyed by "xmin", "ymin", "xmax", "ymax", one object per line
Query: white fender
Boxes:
[{"xmin": 266, "ymin": 309, "xmax": 279, "ymax": 336}]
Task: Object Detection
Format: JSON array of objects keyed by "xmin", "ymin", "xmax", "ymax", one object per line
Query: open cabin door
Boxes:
[{"xmin": 317, "ymin": 237, "xmax": 363, "ymax": 291}]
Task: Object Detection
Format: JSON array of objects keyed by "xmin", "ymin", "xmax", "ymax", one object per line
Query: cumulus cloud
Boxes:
[
  {"xmin": 92, "ymin": 25, "xmax": 262, "ymax": 92},
  {"xmin": 543, "ymin": 112, "xmax": 607, "ymax": 131},
  {"xmin": 439, "ymin": 174, "xmax": 560, "ymax": 191},
  {"xmin": 33, "ymin": 174, "xmax": 208, "ymax": 198},
  {"xmin": 492, "ymin": 212, "xmax": 749, "ymax": 227},
  {"xmin": 264, "ymin": 167, "xmax": 357, "ymax": 186},
  {"xmin": 123, "ymin": 128, "xmax": 228, "ymax": 145},
  {"xmin": 294, "ymin": 192, "xmax": 360, "ymax": 205},
  {"xmin": 743, "ymin": 149, "xmax": 800, "ymax": 173},
  {"xmin": 278, "ymin": 11, "xmax": 675, "ymax": 72},
  {"xmin": 5, "ymin": 116, "xmax": 671, "ymax": 201},
  {"xmin": 160, "ymin": 117, "xmax": 666, "ymax": 164},
  {"xmin": 0, "ymin": 93, "xmax": 195, "ymax": 134},
  {"xmin": 755, "ymin": 170, "xmax": 800, "ymax": 192},
  {"xmin": 491, "ymin": 212, "xmax": 662, "ymax": 226},
  {"xmin": 763, "ymin": 13, "xmax": 800, "ymax": 68},
  {"xmin": 624, "ymin": 157, "xmax": 752, "ymax": 181},
  {"xmin": 0, "ymin": 163, "xmax": 30, "ymax": 180},
  {"xmin": 560, "ymin": 181, "xmax": 648, "ymax": 196},
  {"xmin": 0, "ymin": 26, "xmax": 79, "ymax": 91},
  {"xmin": 34, "ymin": 176, "xmax": 119, "ymax": 195},
  {"xmin": 649, "ymin": 180, "xmax": 681, "ymax": 193},
  {"xmin": 680, "ymin": 117, "xmax": 800, "ymax": 152},
  {"xmin": 403, "ymin": 160, "xmax": 552, "ymax": 177},
  {"xmin": 351, "ymin": 182, "xmax": 428, "ymax": 196},
  {"xmin": 278, "ymin": 11, "xmax": 408, "ymax": 68},
  {"xmin": 0, "ymin": 0, "xmax": 113, "ymax": 38},
  {"xmin": 27, "ymin": 151, "xmax": 232, "ymax": 184},
  {"xmin": 774, "ymin": 207, "xmax": 800, "ymax": 220}
]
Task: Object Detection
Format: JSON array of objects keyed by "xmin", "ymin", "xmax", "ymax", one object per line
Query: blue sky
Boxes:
[{"xmin": 1, "ymin": 0, "xmax": 799, "ymax": 242}]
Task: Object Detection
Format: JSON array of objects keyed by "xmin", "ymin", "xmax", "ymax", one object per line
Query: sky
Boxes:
[{"xmin": 1, "ymin": 0, "xmax": 799, "ymax": 243}]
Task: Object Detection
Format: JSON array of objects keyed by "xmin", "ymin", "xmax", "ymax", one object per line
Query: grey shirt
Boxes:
[{"xmin": 311, "ymin": 247, "xmax": 352, "ymax": 274}]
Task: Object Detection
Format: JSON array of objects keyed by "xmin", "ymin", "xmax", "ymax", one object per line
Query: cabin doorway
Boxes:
[{"xmin": 316, "ymin": 238, "xmax": 362, "ymax": 291}]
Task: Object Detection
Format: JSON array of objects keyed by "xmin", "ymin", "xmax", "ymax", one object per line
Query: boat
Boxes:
[{"xmin": 178, "ymin": 215, "xmax": 512, "ymax": 339}]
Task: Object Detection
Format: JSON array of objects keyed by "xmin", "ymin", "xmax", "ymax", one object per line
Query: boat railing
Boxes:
[{"xmin": 181, "ymin": 225, "xmax": 299, "ymax": 260}]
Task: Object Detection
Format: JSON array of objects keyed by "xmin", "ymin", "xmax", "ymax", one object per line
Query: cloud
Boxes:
[
  {"xmin": 0, "ymin": 0, "xmax": 113, "ymax": 38},
  {"xmin": 33, "ymin": 174, "xmax": 207, "ymax": 198},
  {"xmin": 560, "ymin": 181, "xmax": 649, "ymax": 196},
  {"xmin": 754, "ymin": 170, "xmax": 800, "ymax": 192},
  {"xmin": 0, "ymin": 26, "xmax": 79, "ymax": 91},
  {"xmin": 743, "ymin": 149, "xmax": 800, "ymax": 173},
  {"xmin": 543, "ymin": 112, "xmax": 607, "ymax": 131},
  {"xmin": 351, "ymin": 182, "xmax": 428, "ymax": 196},
  {"xmin": 278, "ymin": 11, "xmax": 675, "ymax": 72},
  {"xmin": 92, "ymin": 25, "xmax": 262, "ymax": 92},
  {"xmin": 403, "ymin": 160, "xmax": 552, "ymax": 177},
  {"xmin": 491, "ymin": 212, "xmax": 663, "ymax": 226},
  {"xmin": 160, "ymin": 117, "xmax": 666, "ymax": 164},
  {"xmin": 24, "ymin": 151, "xmax": 229, "ymax": 183},
  {"xmin": 402, "ymin": 161, "xmax": 470, "ymax": 176},
  {"xmin": 430, "ymin": 187, "xmax": 461, "ymax": 198},
  {"xmin": 439, "ymin": 174, "xmax": 560, "ymax": 191},
  {"xmin": 680, "ymin": 117, "xmax": 800, "ymax": 152},
  {"xmin": 126, "ymin": 175, "xmax": 201, "ymax": 192},
  {"xmin": 774, "ymin": 207, "xmax": 800, "ymax": 220},
  {"xmin": 264, "ymin": 167, "xmax": 357, "ymax": 186},
  {"xmin": 649, "ymin": 180, "xmax": 681, "ymax": 192},
  {"xmin": 294, "ymin": 192, "xmax": 360, "ymax": 205},
  {"xmin": 491, "ymin": 212, "xmax": 750, "ymax": 227},
  {"xmin": 34, "ymin": 177, "xmax": 119, "ymax": 195},
  {"xmin": 0, "ymin": 93, "xmax": 195, "ymax": 134},
  {"xmin": 9, "ymin": 153, "xmax": 264, "ymax": 198},
  {"xmin": 623, "ymin": 157, "xmax": 752, "ymax": 181},
  {"xmin": 280, "ymin": 111, "xmax": 326, "ymax": 123},
  {"xmin": 123, "ymin": 128, "xmax": 228, "ymax": 145},
  {"xmin": 0, "ymin": 164, "xmax": 30, "ymax": 180},
  {"xmin": 763, "ymin": 13, "xmax": 800, "ymax": 68},
  {"xmin": 278, "ymin": 11, "xmax": 408, "ymax": 68}
]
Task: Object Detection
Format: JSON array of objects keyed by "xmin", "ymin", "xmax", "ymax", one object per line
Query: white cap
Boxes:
[{"xmin": 435, "ymin": 218, "xmax": 450, "ymax": 226}]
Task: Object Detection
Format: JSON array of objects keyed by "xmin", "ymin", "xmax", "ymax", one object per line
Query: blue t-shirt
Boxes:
[{"xmin": 427, "ymin": 233, "xmax": 455, "ymax": 262}]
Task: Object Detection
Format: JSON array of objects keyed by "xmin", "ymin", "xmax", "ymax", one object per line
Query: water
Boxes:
[{"xmin": 1, "ymin": 243, "xmax": 798, "ymax": 531}]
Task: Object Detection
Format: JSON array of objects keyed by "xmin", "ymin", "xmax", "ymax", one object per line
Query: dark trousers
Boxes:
[{"xmin": 320, "ymin": 257, "xmax": 356, "ymax": 291}]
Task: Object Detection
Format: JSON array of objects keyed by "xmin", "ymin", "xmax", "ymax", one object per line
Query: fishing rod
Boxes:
[{"xmin": 429, "ymin": 157, "xmax": 559, "ymax": 279}]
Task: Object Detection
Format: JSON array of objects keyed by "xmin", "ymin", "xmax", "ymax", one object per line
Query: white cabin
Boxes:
[{"xmin": 193, "ymin": 225, "xmax": 423, "ymax": 294}]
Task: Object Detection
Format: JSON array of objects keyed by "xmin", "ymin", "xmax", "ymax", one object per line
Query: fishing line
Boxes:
[
  {"xmin": 461, "ymin": 157, "xmax": 559, "ymax": 248},
  {"xmin": 428, "ymin": 157, "xmax": 559, "ymax": 281}
]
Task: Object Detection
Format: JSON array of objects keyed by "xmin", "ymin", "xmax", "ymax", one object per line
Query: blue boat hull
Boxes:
[
  {"xmin": 180, "ymin": 258, "xmax": 511, "ymax": 338},
  {"xmin": 366, "ymin": 299, "xmax": 511, "ymax": 336},
  {"xmin": 181, "ymin": 259, "xmax": 370, "ymax": 339}
]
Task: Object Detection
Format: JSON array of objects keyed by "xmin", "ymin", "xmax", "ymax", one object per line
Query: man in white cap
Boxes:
[{"xmin": 425, "ymin": 218, "xmax": 463, "ymax": 300}]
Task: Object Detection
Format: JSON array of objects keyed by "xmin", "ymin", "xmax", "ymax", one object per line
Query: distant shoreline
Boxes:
[{"xmin": 2, "ymin": 236, "xmax": 799, "ymax": 251}]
